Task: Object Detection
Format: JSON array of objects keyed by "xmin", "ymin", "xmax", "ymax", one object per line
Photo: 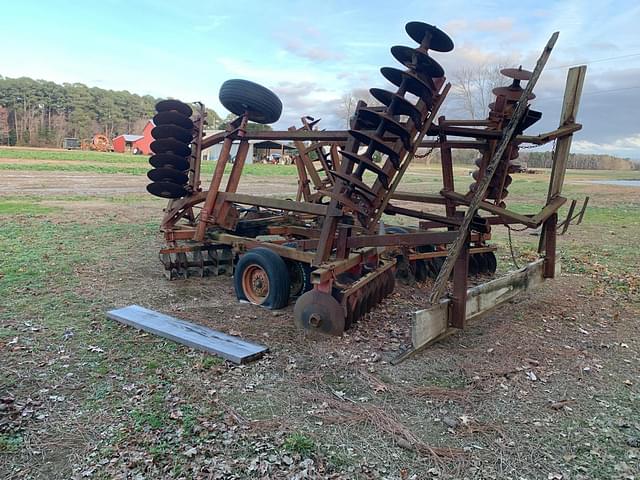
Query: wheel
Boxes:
[
  {"xmin": 234, "ymin": 248, "xmax": 290, "ymax": 309},
  {"xmin": 385, "ymin": 226, "xmax": 409, "ymax": 234},
  {"xmin": 474, "ymin": 252, "xmax": 488, "ymax": 274},
  {"xmin": 285, "ymin": 259, "xmax": 312, "ymax": 298},
  {"xmin": 483, "ymin": 251, "xmax": 497, "ymax": 274},
  {"xmin": 219, "ymin": 79, "xmax": 283, "ymax": 124},
  {"xmin": 468, "ymin": 254, "xmax": 480, "ymax": 275},
  {"xmin": 414, "ymin": 260, "xmax": 428, "ymax": 281},
  {"xmin": 294, "ymin": 290, "xmax": 345, "ymax": 335}
]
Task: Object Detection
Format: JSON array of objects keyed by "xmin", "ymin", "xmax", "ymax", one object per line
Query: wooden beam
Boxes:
[
  {"xmin": 530, "ymin": 195, "xmax": 567, "ymax": 225},
  {"xmin": 547, "ymin": 66, "xmax": 587, "ymax": 200},
  {"xmin": 107, "ymin": 305, "xmax": 268, "ymax": 364},
  {"xmin": 405, "ymin": 258, "xmax": 560, "ymax": 358}
]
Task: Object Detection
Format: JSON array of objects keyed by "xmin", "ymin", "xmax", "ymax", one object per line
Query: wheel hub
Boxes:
[
  {"xmin": 242, "ymin": 265, "xmax": 270, "ymax": 304},
  {"xmin": 293, "ymin": 290, "xmax": 345, "ymax": 336}
]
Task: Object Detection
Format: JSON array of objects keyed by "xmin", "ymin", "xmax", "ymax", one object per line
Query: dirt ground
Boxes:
[{"xmin": 1, "ymin": 169, "xmax": 639, "ymax": 479}]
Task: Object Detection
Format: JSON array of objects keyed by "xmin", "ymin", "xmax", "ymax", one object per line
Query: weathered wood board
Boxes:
[
  {"xmin": 107, "ymin": 305, "xmax": 268, "ymax": 364},
  {"xmin": 412, "ymin": 259, "xmax": 560, "ymax": 350}
]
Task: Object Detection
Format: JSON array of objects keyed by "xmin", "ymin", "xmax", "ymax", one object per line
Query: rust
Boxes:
[{"xmin": 141, "ymin": 20, "xmax": 586, "ymax": 338}]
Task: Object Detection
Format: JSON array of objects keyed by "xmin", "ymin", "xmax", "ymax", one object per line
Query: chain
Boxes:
[
  {"xmin": 506, "ymin": 224, "xmax": 520, "ymax": 269},
  {"xmin": 518, "ymin": 143, "xmax": 540, "ymax": 150},
  {"xmin": 414, "ymin": 143, "xmax": 436, "ymax": 159}
]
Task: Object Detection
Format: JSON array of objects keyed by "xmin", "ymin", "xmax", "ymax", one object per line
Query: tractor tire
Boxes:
[
  {"xmin": 219, "ymin": 79, "xmax": 283, "ymax": 124},
  {"xmin": 234, "ymin": 248, "xmax": 290, "ymax": 309}
]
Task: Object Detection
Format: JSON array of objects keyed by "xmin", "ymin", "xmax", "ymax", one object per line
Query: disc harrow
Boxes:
[
  {"xmin": 159, "ymin": 246, "xmax": 233, "ymax": 280},
  {"xmin": 468, "ymin": 66, "xmax": 542, "ymax": 208},
  {"xmin": 327, "ymin": 22, "xmax": 452, "ymax": 228},
  {"xmin": 141, "ymin": 19, "xmax": 585, "ymax": 344},
  {"xmin": 290, "ymin": 116, "xmax": 341, "ymax": 202},
  {"xmin": 147, "ymin": 100, "xmax": 195, "ymax": 199}
]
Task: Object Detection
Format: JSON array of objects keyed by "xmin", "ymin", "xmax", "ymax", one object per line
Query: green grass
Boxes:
[
  {"xmin": 0, "ymin": 200, "xmax": 55, "ymax": 215},
  {"xmin": 0, "ymin": 157, "xmax": 298, "ymax": 176},
  {"xmin": 0, "ymin": 148, "xmax": 142, "ymax": 163},
  {"xmin": 0, "ymin": 433, "xmax": 24, "ymax": 452},
  {"xmin": 284, "ymin": 433, "xmax": 315, "ymax": 455}
]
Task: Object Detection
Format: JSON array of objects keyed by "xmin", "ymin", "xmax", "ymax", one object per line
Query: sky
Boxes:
[{"xmin": 2, "ymin": 0, "xmax": 640, "ymax": 159}]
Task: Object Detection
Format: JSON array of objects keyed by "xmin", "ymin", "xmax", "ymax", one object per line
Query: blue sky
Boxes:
[{"xmin": 3, "ymin": 0, "xmax": 640, "ymax": 158}]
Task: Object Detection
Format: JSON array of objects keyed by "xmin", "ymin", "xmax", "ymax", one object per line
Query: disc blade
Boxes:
[
  {"xmin": 149, "ymin": 153, "xmax": 190, "ymax": 170},
  {"xmin": 390, "ymin": 45, "xmax": 445, "ymax": 78},
  {"xmin": 500, "ymin": 67, "xmax": 532, "ymax": 81},
  {"xmin": 492, "ymin": 86, "xmax": 536, "ymax": 101},
  {"xmin": 155, "ymin": 99, "xmax": 193, "ymax": 116},
  {"xmin": 152, "ymin": 125, "xmax": 193, "ymax": 143},
  {"xmin": 151, "ymin": 139, "xmax": 191, "ymax": 157},
  {"xmin": 147, "ymin": 167, "xmax": 189, "ymax": 184},
  {"xmin": 405, "ymin": 22, "xmax": 454, "ymax": 52},
  {"xmin": 293, "ymin": 290, "xmax": 345, "ymax": 335},
  {"xmin": 153, "ymin": 111, "xmax": 194, "ymax": 129},
  {"xmin": 146, "ymin": 181, "xmax": 188, "ymax": 199}
]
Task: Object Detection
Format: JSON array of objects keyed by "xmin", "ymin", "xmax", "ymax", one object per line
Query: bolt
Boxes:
[{"xmin": 309, "ymin": 313, "xmax": 322, "ymax": 328}]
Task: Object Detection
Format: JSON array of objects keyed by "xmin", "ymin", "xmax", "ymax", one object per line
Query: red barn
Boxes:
[{"xmin": 113, "ymin": 120, "xmax": 154, "ymax": 154}]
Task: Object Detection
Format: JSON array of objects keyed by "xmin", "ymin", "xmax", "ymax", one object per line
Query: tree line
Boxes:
[
  {"xmin": 0, "ymin": 75, "xmax": 222, "ymax": 148},
  {"xmin": 417, "ymin": 148, "xmax": 638, "ymax": 171}
]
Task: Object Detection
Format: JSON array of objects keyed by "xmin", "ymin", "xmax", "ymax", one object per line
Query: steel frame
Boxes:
[{"xmin": 149, "ymin": 28, "xmax": 587, "ymax": 348}]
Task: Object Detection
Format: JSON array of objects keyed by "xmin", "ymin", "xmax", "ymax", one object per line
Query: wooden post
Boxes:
[
  {"xmin": 543, "ymin": 213, "xmax": 557, "ymax": 278},
  {"xmin": 450, "ymin": 236, "xmax": 469, "ymax": 328},
  {"xmin": 539, "ymin": 65, "xmax": 587, "ymax": 251},
  {"xmin": 576, "ymin": 196, "xmax": 589, "ymax": 224},
  {"xmin": 547, "ymin": 66, "xmax": 587, "ymax": 201},
  {"xmin": 438, "ymin": 117, "xmax": 456, "ymax": 219},
  {"xmin": 428, "ymin": 32, "xmax": 559, "ymax": 306},
  {"xmin": 560, "ymin": 199, "xmax": 577, "ymax": 234}
]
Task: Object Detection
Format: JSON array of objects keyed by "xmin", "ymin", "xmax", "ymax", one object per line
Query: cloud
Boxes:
[
  {"xmin": 475, "ymin": 17, "xmax": 514, "ymax": 32},
  {"xmin": 271, "ymin": 80, "xmax": 343, "ymax": 129},
  {"xmin": 573, "ymin": 135, "xmax": 640, "ymax": 155},
  {"xmin": 278, "ymin": 37, "xmax": 344, "ymax": 62},
  {"xmin": 194, "ymin": 15, "xmax": 229, "ymax": 32}
]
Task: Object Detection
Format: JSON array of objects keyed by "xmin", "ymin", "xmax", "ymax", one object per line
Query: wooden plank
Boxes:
[
  {"xmin": 547, "ymin": 66, "xmax": 587, "ymax": 200},
  {"xmin": 411, "ymin": 259, "xmax": 560, "ymax": 351},
  {"xmin": 411, "ymin": 300, "xmax": 449, "ymax": 349},
  {"xmin": 106, "ymin": 305, "xmax": 268, "ymax": 364},
  {"xmin": 530, "ymin": 195, "xmax": 567, "ymax": 225}
]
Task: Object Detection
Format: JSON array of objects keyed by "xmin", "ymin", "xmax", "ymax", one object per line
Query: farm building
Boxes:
[
  {"xmin": 201, "ymin": 130, "xmax": 295, "ymax": 164},
  {"xmin": 113, "ymin": 121, "xmax": 154, "ymax": 154}
]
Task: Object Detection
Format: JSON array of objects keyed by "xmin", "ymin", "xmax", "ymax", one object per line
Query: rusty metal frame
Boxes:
[{"xmin": 147, "ymin": 25, "xmax": 587, "ymax": 348}]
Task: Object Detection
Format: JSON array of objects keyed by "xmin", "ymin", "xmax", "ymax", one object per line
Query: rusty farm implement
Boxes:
[{"xmin": 144, "ymin": 22, "xmax": 587, "ymax": 357}]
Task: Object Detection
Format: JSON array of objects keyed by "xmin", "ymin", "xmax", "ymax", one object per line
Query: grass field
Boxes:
[{"xmin": 1, "ymin": 147, "xmax": 639, "ymax": 479}]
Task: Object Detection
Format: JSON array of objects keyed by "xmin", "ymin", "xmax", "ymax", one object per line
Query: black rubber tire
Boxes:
[
  {"xmin": 468, "ymin": 254, "xmax": 480, "ymax": 275},
  {"xmin": 484, "ymin": 251, "xmax": 497, "ymax": 274},
  {"xmin": 385, "ymin": 226, "xmax": 409, "ymax": 234},
  {"xmin": 474, "ymin": 252, "xmax": 489, "ymax": 274},
  {"xmin": 285, "ymin": 259, "xmax": 313, "ymax": 298},
  {"xmin": 414, "ymin": 260, "xmax": 428, "ymax": 282},
  {"xmin": 234, "ymin": 248, "xmax": 290, "ymax": 309},
  {"xmin": 219, "ymin": 79, "xmax": 282, "ymax": 124}
]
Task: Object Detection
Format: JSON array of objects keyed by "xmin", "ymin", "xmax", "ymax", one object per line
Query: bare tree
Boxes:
[
  {"xmin": 339, "ymin": 88, "xmax": 381, "ymax": 128},
  {"xmin": 450, "ymin": 61, "xmax": 514, "ymax": 119}
]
